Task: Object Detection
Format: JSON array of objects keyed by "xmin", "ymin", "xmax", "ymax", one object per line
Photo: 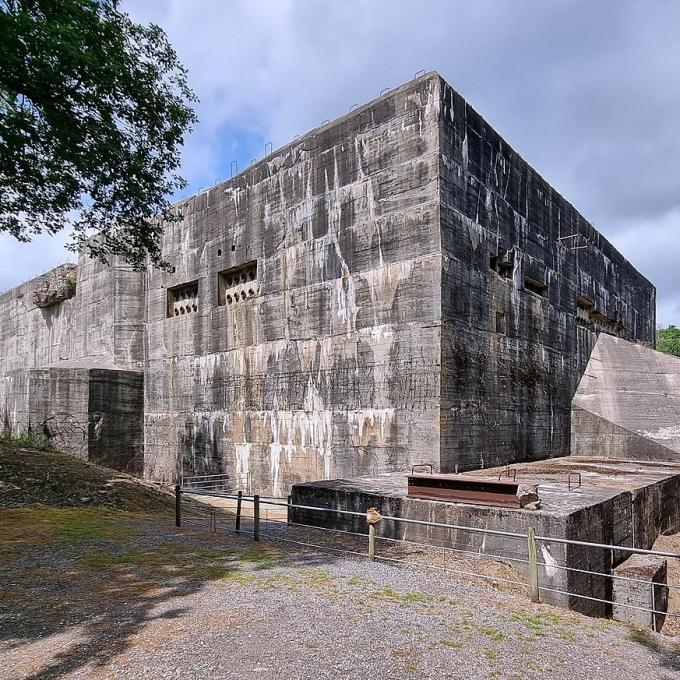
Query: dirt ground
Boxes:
[
  {"xmin": 2, "ymin": 446, "xmax": 679, "ymax": 679},
  {"xmin": 0, "ymin": 503, "xmax": 679, "ymax": 679},
  {"xmin": 0, "ymin": 445, "xmax": 172, "ymax": 512}
]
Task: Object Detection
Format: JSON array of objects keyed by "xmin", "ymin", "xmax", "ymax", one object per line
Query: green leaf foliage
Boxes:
[
  {"xmin": 0, "ymin": 0, "xmax": 197, "ymax": 267},
  {"xmin": 657, "ymin": 325, "xmax": 680, "ymax": 358}
]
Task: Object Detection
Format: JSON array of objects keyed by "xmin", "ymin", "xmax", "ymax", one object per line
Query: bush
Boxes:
[{"xmin": 657, "ymin": 325, "xmax": 680, "ymax": 358}]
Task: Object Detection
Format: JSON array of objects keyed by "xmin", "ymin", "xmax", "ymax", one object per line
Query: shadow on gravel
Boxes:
[
  {"xmin": 660, "ymin": 651, "xmax": 680, "ymax": 673},
  {"xmin": 626, "ymin": 628, "xmax": 680, "ymax": 675},
  {"xmin": 0, "ymin": 506, "xmax": 331, "ymax": 679}
]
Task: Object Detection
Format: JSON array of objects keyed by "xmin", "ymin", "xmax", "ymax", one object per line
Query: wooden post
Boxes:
[
  {"xmin": 366, "ymin": 507, "xmax": 382, "ymax": 560},
  {"xmin": 287, "ymin": 495, "xmax": 292, "ymax": 525},
  {"xmin": 253, "ymin": 494, "xmax": 260, "ymax": 542},
  {"xmin": 527, "ymin": 527, "xmax": 540, "ymax": 603},
  {"xmin": 235, "ymin": 490, "xmax": 242, "ymax": 534},
  {"xmin": 175, "ymin": 484, "xmax": 181, "ymax": 527}
]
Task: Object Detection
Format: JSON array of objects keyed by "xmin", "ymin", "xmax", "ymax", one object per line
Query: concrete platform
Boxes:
[{"xmin": 290, "ymin": 457, "xmax": 680, "ymax": 617}]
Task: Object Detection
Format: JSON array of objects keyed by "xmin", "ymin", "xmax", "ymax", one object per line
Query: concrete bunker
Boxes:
[
  {"xmin": 0, "ymin": 69, "xmax": 674, "ymax": 628},
  {"xmin": 0, "ymin": 71, "xmax": 657, "ymax": 489},
  {"xmin": 290, "ymin": 456, "xmax": 680, "ymax": 626},
  {"xmin": 291, "ymin": 336, "xmax": 680, "ymax": 626}
]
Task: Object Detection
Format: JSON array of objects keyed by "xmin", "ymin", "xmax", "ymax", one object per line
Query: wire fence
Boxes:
[{"xmin": 175, "ymin": 482, "xmax": 680, "ymax": 634}]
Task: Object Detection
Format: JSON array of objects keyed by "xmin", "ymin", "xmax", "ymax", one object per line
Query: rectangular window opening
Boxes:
[
  {"xmin": 524, "ymin": 275, "xmax": 547, "ymax": 298},
  {"xmin": 490, "ymin": 248, "xmax": 514, "ymax": 279},
  {"xmin": 576, "ymin": 294, "xmax": 624, "ymax": 336},
  {"xmin": 218, "ymin": 260, "xmax": 258, "ymax": 306},
  {"xmin": 167, "ymin": 280, "xmax": 199, "ymax": 318},
  {"xmin": 495, "ymin": 311, "xmax": 507, "ymax": 335},
  {"xmin": 576, "ymin": 294, "xmax": 594, "ymax": 311}
]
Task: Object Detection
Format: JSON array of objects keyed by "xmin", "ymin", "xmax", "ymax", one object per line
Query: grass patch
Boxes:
[
  {"xmin": 626, "ymin": 628, "xmax": 663, "ymax": 652},
  {"xmin": 484, "ymin": 649, "xmax": 500, "ymax": 660},
  {"xmin": 401, "ymin": 592, "xmax": 430, "ymax": 604},
  {"xmin": 0, "ymin": 429, "xmax": 50, "ymax": 450},
  {"xmin": 440, "ymin": 639, "xmax": 464, "ymax": 649},
  {"xmin": 300, "ymin": 569, "xmax": 334, "ymax": 587},
  {"xmin": 510, "ymin": 613, "xmax": 546, "ymax": 636},
  {"xmin": 482, "ymin": 626, "xmax": 505, "ymax": 642},
  {"xmin": 81, "ymin": 540, "xmax": 284, "ymax": 584},
  {"xmin": 509, "ymin": 610, "xmax": 580, "ymax": 641},
  {"xmin": 46, "ymin": 507, "xmax": 143, "ymax": 541},
  {"xmin": 237, "ymin": 546, "xmax": 282, "ymax": 569},
  {"xmin": 0, "ymin": 444, "xmax": 173, "ymax": 512},
  {"xmin": 557, "ymin": 628, "xmax": 577, "ymax": 642},
  {"xmin": 0, "ymin": 506, "xmax": 143, "ymax": 546},
  {"xmin": 346, "ymin": 576, "xmax": 366, "ymax": 587},
  {"xmin": 369, "ymin": 587, "xmax": 401, "ymax": 601},
  {"xmin": 82, "ymin": 544, "xmax": 238, "ymax": 581},
  {"xmin": 461, "ymin": 616, "xmax": 475, "ymax": 630},
  {"xmin": 368, "ymin": 587, "xmax": 431, "ymax": 606}
]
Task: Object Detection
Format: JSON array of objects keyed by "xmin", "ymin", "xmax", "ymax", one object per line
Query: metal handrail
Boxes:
[
  {"xmin": 178, "ymin": 488, "xmax": 680, "ymax": 559},
  {"xmin": 175, "ymin": 487, "xmax": 680, "ymax": 630}
]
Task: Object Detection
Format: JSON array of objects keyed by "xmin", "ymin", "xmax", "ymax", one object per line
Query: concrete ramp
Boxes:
[{"xmin": 572, "ymin": 334, "xmax": 680, "ymax": 460}]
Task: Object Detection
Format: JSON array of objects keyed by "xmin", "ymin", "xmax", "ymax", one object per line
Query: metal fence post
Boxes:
[
  {"xmin": 527, "ymin": 527, "xmax": 540, "ymax": 603},
  {"xmin": 175, "ymin": 484, "xmax": 181, "ymax": 527},
  {"xmin": 253, "ymin": 494, "xmax": 260, "ymax": 542},
  {"xmin": 235, "ymin": 490, "xmax": 242, "ymax": 534},
  {"xmin": 287, "ymin": 495, "xmax": 292, "ymax": 525}
]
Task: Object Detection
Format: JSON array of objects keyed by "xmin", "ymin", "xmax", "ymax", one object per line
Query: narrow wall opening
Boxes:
[
  {"xmin": 167, "ymin": 281, "xmax": 199, "ymax": 318},
  {"xmin": 218, "ymin": 261, "xmax": 258, "ymax": 306},
  {"xmin": 524, "ymin": 275, "xmax": 547, "ymax": 298}
]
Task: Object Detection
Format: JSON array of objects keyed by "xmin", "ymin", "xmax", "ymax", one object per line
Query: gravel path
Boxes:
[{"xmin": 1, "ymin": 509, "xmax": 679, "ymax": 680}]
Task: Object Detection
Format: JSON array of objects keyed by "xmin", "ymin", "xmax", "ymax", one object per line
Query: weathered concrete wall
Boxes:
[
  {"xmin": 290, "ymin": 474, "xmax": 575, "ymax": 610},
  {"xmin": 0, "ymin": 258, "xmax": 145, "ymax": 470},
  {"xmin": 0, "ymin": 72, "xmax": 658, "ymax": 490},
  {"xmin": 572, "ymin": 334, "xmax": 680, "ymax": 460},
  {"xmin": 28, "ymin": 367, "xmax": 90, "ymax": 457},
  {"xmin": 437, "ymin": 78, "xmax": 656, "ymax": 471},
  {"xmin": 22, "ymin": 366, "xmax": 144, "ymax": 473},
  {"xmin": 17, "ymin": 365, "xmax": 144, "ymax": 472},
  {"xmin": 144, "ymin": 73, "xmax": 655, "ymax": 491},
  {"xmin": 612, "ymin": 554, "xmax": 668, "ymax": 630},
  {"xmin": 88, "ymin": 369, "xmax": 144, "ymax": 474},
  {"xmin": 291, "ymin": 457, "xmax": 680, "ymax": 617},
  {"xmin": 144, "ymin": 76, "xmax": 443, "ymax": 492},
  {"xmin": 0, "ymin": 265, "xmax": 79, "ymax": 429}
]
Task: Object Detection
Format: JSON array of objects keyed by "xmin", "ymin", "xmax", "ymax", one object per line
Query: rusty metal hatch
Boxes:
[{"xmin": 407, "ymin": 474, "xmax": 520, "ymax": 508}]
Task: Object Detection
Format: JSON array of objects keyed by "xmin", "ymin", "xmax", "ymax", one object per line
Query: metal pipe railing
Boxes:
[{"xmin": 175, "ymin": 485, "xmax": 680, "ymax": 628}]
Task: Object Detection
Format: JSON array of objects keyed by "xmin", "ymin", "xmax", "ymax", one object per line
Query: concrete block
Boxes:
[
  {"xmin": 292, "ymin": 459, "xmax": 680, "ymax": 619},
  {"xmin": 612, "ymin": 554, "xmax": 668, "ymax": 631}
]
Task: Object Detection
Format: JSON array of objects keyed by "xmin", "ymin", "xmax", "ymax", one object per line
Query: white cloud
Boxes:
[
  {"xmin": 2, "ymin": 0, "xmax": 678, "ymax": 325},
  {"xmin": 123, "ymin": 0, "xmax": 680, "ymax": 325},
  {"xmin": 608, "ymin": 208, "xmax": 680, "ymax": 326}
]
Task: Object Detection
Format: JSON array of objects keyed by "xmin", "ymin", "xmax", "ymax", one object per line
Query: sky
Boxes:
[{"xmin": 1, "ymin": 0, "xmax": 678, "ymax": 325}]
